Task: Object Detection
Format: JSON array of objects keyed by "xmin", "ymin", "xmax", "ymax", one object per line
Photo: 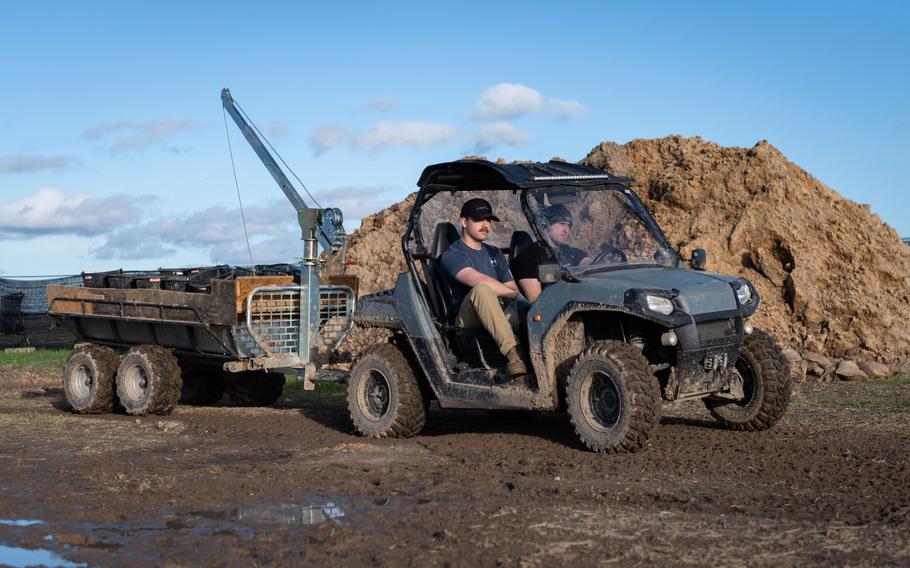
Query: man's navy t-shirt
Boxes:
[{"xmin": 440, "ymin": 239, "xmax": 513, "ymax": 313}]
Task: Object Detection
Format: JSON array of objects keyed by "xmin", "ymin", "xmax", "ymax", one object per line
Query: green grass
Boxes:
[
  {"xmin": 0, "ymin": 348, "xmax": 71, "ymax": 368},
  {"xmin": 888, "ymin": 375, "xmax": 910, "ymax": 387},
  {"xmin": 280, "ymin": 377, "xmax": 346, "ymax": 404},
  {"xmin": 797, "ymin": 393, "xmax": 910, "ymax": 413}
]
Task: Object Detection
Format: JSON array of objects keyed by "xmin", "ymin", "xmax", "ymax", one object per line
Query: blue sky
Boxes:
[{"xmin": 1, "ymin": 1, "xmax": 907, "ymax": 276}]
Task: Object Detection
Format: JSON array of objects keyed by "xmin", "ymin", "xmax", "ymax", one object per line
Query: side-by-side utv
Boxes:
[{"xmin": 351, "ymin": 159, "xmax": 790, "ymax": 452}]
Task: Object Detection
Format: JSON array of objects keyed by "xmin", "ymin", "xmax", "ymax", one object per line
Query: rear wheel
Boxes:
[
  {"xmin": 704, "ymin": 328, "xmax": 791, "ymax": 430},
  {"xmin": 224, "ymin": 371, "xmax": 284, "ymax": 406},
  {"xmin": 566, "ymin": 340, "xmax": 661, "ymax": 453},
  {"xmin": 179, "ymin": 363, "xmax": 225, "ymax": 405},
  {"xmin": 63, "ymin": 345, "xmax": 120, "ymax": 413},
  {"xmin": 115, "ymin": 346, "xmax": 182, "ymax": 416},
  {"xmin": 348, "ymin": 344, "xmax": 427, "ymax": 438}
]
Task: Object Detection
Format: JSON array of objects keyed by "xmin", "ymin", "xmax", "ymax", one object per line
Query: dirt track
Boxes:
[{"xmin": 1, "ymin": 364, "xmax": 908, "ymax": 567}]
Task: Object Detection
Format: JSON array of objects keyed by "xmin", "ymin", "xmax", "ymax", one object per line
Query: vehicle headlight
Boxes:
[
  {"xmin": 645, "ymin": 295, "xmax": 674, "ymax": 315},
  {"xmin": 736, "ymin": 283, "xmax": 752, "ymax": 305}
]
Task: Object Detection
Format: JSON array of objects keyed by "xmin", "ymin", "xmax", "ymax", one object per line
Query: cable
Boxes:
[
  {"xmin": 233, "ymin": 100, "xmax": 323, "ymax": 209},
  {"xmin": 222, "ymin": 106, "xmax": 256, "ymax": 270}
]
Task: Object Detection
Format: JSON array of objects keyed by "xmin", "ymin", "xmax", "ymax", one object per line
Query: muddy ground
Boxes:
[{"xmin": 0, "ymin": 364, "xmax": 908, "ymax": 567}]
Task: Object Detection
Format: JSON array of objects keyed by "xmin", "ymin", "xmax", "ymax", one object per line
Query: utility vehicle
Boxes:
[{"xmin": 352, "ymin": 160, "xmax": 791, "ymax": 452}]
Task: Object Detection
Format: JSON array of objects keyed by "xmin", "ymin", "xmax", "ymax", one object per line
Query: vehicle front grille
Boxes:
[{"xmin": 696, "ymin": 318, "xmax": 736, "ymax": 343}]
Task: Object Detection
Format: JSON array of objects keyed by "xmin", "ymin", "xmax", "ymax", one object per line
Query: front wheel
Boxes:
[
  {"xmin": 704, "ymin": 328, "xmax": 791, "ymax": 431},
  {"xmin": 348, "ymin": 344, "xmax": 427, "ymax": 438},
  {"xmin": 566, "ymin": 340, "xmax": 661, "ymax": 453},
  {"xmin": 115, "ymin": 346, "xmax": 182, "ymax": 416}
]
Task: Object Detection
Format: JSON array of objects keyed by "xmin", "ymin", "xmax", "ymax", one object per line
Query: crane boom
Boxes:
[
  {"xmin": 221, "ymin": 88, "xmax": 346, "ymax": 257},
  {"xmin": 221, "ymin": 88, "xmax": 307, "ymax": 211}
]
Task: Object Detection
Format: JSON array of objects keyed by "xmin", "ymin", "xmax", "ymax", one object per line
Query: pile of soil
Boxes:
[
  {"xmin": 328, "ymin": 136, "xmax": 910, "ymax": 366},
  {"xmin": 582, "ymin": 136, "xmax": 910, "ymax": 364}
]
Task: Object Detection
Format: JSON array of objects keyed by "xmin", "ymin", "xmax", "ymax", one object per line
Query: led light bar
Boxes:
[{"xmin": 529, "ymin": 175, "xmax": 615, "ymax": 181}]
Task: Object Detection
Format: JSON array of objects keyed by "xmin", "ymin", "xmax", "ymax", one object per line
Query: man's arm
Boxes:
[
  {"xmin": 516, "ymin": 277, "xmax": 542, "ymax": 302},
  {"xmin": 454, "ymin": 267, "xmax": 518, "ymax": 299}
]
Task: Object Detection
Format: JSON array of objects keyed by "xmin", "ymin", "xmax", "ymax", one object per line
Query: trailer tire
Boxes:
[
  {"xmin": 348, "ymin": 344, "xmax": 427, "ymax": 438},
  {"xmin": 566, "ymin": 340, "xmax": 661, "ymax": 453},
  {"xmin": 704, "ymin": 328, "xmax": 791, "ymax": 431},
  {"xmin": 63, "ymin": 345, "xmax": 120, "ymax": 414},
  {"xmin": 224, "ymin": 372, "xmax": 284, "ymax": 406},
  {"xmin": 179, "ymin": 364, "xmax": 225, "ymax": 405},
  {"xmin": 115, "ymin": 346, "xmax": 182, "ymax": 416}
]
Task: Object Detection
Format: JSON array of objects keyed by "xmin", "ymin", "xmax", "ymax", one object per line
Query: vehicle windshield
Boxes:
[{"xmin": 526, "ymin": 185, "xmax": 678, "ymax": 273}]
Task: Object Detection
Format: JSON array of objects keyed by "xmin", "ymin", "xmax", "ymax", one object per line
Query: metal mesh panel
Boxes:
[
  {"xmin": 247, "ymin": 285, "xmax": 354, "ymax": 355},
  {"xmin": 317, "ymin": 287, "xmax": 355, "ymax": 351},
  {"xmin": 249, "ymin": 290, "xmax": 300, "ymax": 354}
]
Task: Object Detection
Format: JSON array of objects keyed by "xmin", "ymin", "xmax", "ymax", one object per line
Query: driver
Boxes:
[{"xmin": 510, "ymin": 204, "xmax": 592, "ymax": 302}]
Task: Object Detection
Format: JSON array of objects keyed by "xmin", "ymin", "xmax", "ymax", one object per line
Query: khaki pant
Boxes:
[{"xmin": 455, "ymin": 284, "xmax": 518, "ymax": 356}]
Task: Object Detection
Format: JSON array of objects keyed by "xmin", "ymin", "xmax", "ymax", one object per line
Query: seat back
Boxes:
[
  {"xmin": 427, "ymin": 222, "xmax": 460, "ymax": 324},
  {"xmin": 508, "ymin": 230, "xmax": 534, "ymax": 261}
]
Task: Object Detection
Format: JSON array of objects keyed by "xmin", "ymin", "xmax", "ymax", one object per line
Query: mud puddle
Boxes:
[
  {"xmin": 1, "ymin": 496, "xmax": 418, "ymax": 566},
  {"xmin": 0, "ymin": 544, "xmax": 84, "ymax": 568}
]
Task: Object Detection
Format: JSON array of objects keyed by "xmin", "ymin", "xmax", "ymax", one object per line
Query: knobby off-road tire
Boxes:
[
  {"xmin": 704, "ymin": 328, "xmax": 791, "ymax": 431},
  {"xmin": 63, "ymin": 344, "xmax": 120, "ymax": 413},
  {"xmin": 224, "ymin": 371, "xmax": 284, "ymax": 406},
  {"xmin": 179, "ymin": 363, "xmax": 226, "ymax": 405},
  {"xmin": 115, "ymin": 346, "xmax": 182, "ymax": 416},
  {"xmin": 348, "ymin": 343, "xmax": 427, "ymax": 438},
  {"xmin": 566, "ymin": 340, "xmax": 662, "ymax": 453}
]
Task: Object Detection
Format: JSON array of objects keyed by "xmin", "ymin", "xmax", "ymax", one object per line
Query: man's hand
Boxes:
[{"xmin": 455, "ymin": 267, "xmax": 519, "ymax": 299}]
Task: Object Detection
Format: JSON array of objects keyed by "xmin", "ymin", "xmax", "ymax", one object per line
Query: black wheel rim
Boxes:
[
  {"xmin": 359, "ymin": 370, "xmax": 390, "ymax": 420},
  {"xmin": 583, "ymin": 371, "xmax": 622, "ymax": 431},
  {"xmin": 731, "ymin": 356, "xmax": 757, "ymax": 406}
]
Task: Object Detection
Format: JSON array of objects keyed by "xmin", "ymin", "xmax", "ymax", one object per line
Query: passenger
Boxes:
[
  {"xmin": 440, "ymin": 198, "xmax": 527, "ymax": 377},
  {"xmin": 510, "ymin": 204, "xmax": 592, "ymax": 302}
]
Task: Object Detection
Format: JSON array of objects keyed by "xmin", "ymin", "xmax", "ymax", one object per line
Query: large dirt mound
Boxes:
[
  {"xmin": 582, "ymin": 136, "xmax": 910, "ymax": 362},
  {"xmin": 331, "ymin": 136, "xmax": 910, "ymax": 364}
]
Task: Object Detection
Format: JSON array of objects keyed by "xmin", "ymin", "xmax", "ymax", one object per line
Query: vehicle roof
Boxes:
[{"xmin": 416, "ymin": 159, "xmax": 634, "ymax": 191}]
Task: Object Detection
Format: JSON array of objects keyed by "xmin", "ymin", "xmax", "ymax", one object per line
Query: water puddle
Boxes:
[
  {"xmin": 0, "ymin": 544, "xmax": 83, "ymax": 567},
  {"xmin": 0, "ymin": 519, "xmax": 44, "ymax": 527},
  {"xmin": 0, "ymin": 495, "xmax": 419, "ymax": 564}
]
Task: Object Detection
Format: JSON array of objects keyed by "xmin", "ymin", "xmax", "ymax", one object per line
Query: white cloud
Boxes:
[
  {"xmin": 0, "ymin": 155, "xmax": 79, "ymax": 174},
  {"xmin": 546, "ymin": 97, "xmax": 587, "ymax": 120},
  {"xmin": 0, "ymin": 187, "xmax": 149, "ymax": 237},
  {"xmin": 313, "ymin": 185, "xmax": 398, "ymax": 222},
  {"xmin": 352, "ymin": 121, "xmax": 458, "ymax": 152},
  {"xmin": 83, "ymin": 118, "xmax": 199, "ymax": 153},
  {"xmin": 268, "ymin": 122, "xmax": 289, "ymax": 138},
  {"xmin": 364, "ymin": 96, "xmax": 398, "ymax": 112},
  {"xmin": 469, "ymin": 122, "xmax": 529, "ymax": 153},
  {"xmin": 309, "ymin": 125, "xmax": 348, "ymax": 156},
  {"xmin": 471, "ymin": 83, "xmax": 542, "ymax": 119},
  {"xmin": 90, "ymin": 200, "xmax": 302, "ymax": 264}
]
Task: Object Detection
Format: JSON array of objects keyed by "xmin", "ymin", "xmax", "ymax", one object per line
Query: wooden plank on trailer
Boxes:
[{"xmin": 234, "ymin": 276, "xmax": 294, "ymax": 313}]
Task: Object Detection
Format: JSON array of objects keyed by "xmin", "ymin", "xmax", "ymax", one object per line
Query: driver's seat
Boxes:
[{"xmin": 427, "ymin": 221, "xmax": 459, "ymax": 324}]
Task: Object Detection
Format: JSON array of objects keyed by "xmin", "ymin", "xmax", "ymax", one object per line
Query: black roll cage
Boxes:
[{"xmin": 400, "ymin": 159, "xmax": 679, "ymax": 325}]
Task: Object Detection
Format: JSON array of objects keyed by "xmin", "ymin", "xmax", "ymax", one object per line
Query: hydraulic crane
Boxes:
[{"xmin": 221, "ymin": 88, "xmax": 348, "ymax": 373}]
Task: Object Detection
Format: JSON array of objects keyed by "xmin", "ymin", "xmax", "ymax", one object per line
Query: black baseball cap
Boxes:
[
  {"xmin": 460, "ymin": 198, "xmax": 500, "ymax": 222},
  {"xmin": 545, "ymin": 204, "xmax": 573, "ymax": 226}
]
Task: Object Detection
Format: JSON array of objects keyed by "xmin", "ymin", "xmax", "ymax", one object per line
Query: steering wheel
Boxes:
[{"xmin": 592, "ymin": 245, "xmax": 628, "ymax": 265}]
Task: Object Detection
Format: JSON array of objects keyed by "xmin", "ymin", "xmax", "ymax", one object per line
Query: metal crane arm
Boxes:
[
  {"xmin": 221, "ymin": 88, "xmax": 307, "ymax": 212},
  {"xmin": 221, "ymin": 88, "xmax": 346, "ymax": 257}
]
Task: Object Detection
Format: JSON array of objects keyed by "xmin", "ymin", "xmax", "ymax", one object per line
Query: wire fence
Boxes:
[{"xmin": 0, "ymin": 276, "xmax": 82, "ymax": 349}]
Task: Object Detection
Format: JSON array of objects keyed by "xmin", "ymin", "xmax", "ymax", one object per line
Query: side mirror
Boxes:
[
  {"xmin": 691, "ymin": 248, "xmax": 707, "ymax": 271},
  {"xmin": 538, "ymin": 263, "xmax": 561, "ymax": 284}
]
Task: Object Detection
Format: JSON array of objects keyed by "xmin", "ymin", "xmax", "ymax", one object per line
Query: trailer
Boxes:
[{"xmin": 50, "ymin": 89, "xmax": 355, "ymax": 415}]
